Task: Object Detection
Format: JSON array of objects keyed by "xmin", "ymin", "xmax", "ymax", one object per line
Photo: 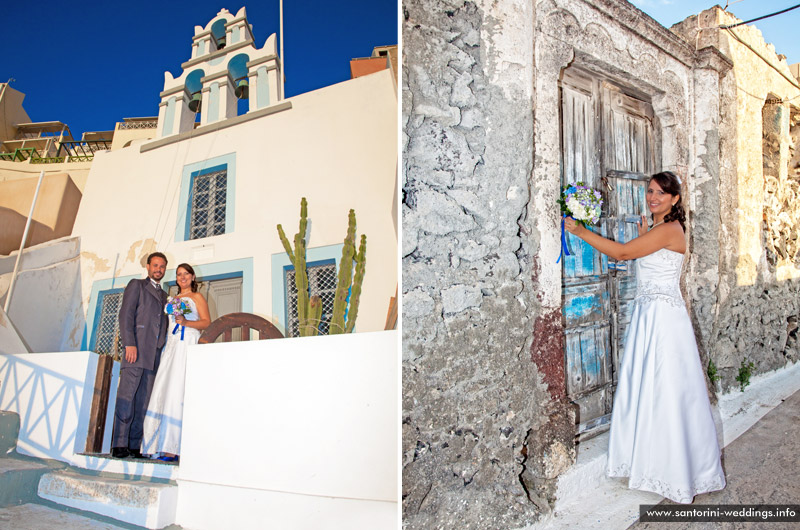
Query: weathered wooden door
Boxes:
[{"xmin": 559, "ymin": 68, "xmax": 655, "ymax": 440}]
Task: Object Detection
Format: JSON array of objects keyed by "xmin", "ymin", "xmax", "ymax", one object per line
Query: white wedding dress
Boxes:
[
  {"xmin": 606, "ymin": 248, "xmax": 726, "ymax": 503},
  {"xmin": 141, "ymin": 296, "xmax": 201, "ymax": 457}
]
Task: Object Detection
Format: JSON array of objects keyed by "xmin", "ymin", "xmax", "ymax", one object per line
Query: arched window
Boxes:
[
  {"xmin": 211, "ymin": 19, "xmax": 227, "ymax": 50},
  {"xmin": 186, "ymin": 69, "xmax": 206, "ymax": 120},
  {"xmin": 228, "ymin": 54, "xmax": 250, "ymax": 116}
]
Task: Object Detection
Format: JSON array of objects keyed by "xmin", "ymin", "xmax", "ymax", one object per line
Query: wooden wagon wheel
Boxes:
[{"xmin": 198, "ymin": 312, "xmax": 284, "ymax": 344}]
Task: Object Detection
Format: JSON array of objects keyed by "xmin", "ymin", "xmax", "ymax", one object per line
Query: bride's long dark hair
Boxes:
[
  {"xmin": 650, "ymin": 171, "xmax": 686, "ymax": 231},
  {"xmin": 177, "ymin": 263, "xmax": 199, "ymax": 292}
]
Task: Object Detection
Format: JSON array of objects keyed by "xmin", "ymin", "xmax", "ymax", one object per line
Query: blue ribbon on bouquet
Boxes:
[
  {"xmin": 172, "ymin": 323, "xmax": 185, "ymax": 340},
  {"xmin": 556, "ymin": 216, "xmax": 573, "ymax": 263}
]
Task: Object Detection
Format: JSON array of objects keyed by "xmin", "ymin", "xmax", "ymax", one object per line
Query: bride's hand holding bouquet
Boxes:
[{"xmin": 559, "ymin": 182, "xmax": 603, "ymax": 260}]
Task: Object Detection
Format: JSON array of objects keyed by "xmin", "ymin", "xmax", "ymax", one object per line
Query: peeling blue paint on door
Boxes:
[{"xmin": 560, "ymin": 69, "xmax": 656, "ymax": 438}]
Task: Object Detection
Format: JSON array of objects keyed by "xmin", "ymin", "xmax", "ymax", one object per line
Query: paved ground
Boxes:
[
  {"xmin": 630, "ymin": 387, "xmax": 800, "ymax": 530},
  {"xmin": 523, "ymin": 361, "xmax": 800, "ymax": 530},
  {"xmin": 0, "ymin": 503, "xmax": 131, "ymax": 530}
]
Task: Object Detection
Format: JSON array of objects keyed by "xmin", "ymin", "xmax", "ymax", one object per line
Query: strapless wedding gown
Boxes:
[
  {"xmin": 606, "ymin": 248, "xmax": 725, "ymax": 503},
  {"xmin": 141, "ymin": 296, "xmax": 201, "ymax": 456}
]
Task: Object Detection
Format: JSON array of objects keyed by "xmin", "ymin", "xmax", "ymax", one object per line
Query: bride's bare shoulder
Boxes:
[
  {"xmin": 664, "ymin": 220, "xmax": 686, "ymax": 251},
  {"xmin": 189, "ymin": 291, "xmax": 207, "ymax": 302}
]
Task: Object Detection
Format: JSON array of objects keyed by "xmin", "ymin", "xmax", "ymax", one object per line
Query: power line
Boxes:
[
  {"xmin": 724, "ymin": 26, "xmax": 800, "ymax": 92},
  {"xmin": 722, "ymin": 0, "xmax": 748, "ymax": 11},
  {"xmin": 720, "ymin": 3, "xmax": 800, "ymax": 29}
]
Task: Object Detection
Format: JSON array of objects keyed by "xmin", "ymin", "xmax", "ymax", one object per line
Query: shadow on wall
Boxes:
[
  {"xmin": 687, "ymin": 96, "xmax": 800, "ymax": 393},
  {"xmin": 0, "ymin": 174, "xmax": 82, "ymax": 256},
  {"xmin": 0, "ymin": 305, "xmax": 30, "ymax": 354},
  {"xmin": 0, "ymin": 236, "xmax": 85, "ymax": 353},
  {"xmin": 0, "ymin": 207, "xmax": 55, "ymax": 256},
  {"xmin": 0, "ymin": 351, "xmax": 101, "ymax": 461}
]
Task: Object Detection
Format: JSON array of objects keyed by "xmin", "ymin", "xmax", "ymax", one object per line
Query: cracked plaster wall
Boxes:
[
  {"xmin": 402, "ymin": 0, "xmax": 729, "ymax": 527},
  {"xmin": 403, "ymin": 1, "xmax": 554, "ymax": 527},
  {"xmin": 673, "ymin": 7, "xmax": 800, "ymax": 388}
]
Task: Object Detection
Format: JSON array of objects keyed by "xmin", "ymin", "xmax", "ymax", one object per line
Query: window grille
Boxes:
[
  {"xmin": 94, "ymin": 291, "xmax": 124, "ymax": 355},
  {"xmin": 285, "ymin": 261, "xmax": 338, "ymax": 337},
  {"xmin": 189, "ymin": 169, "xmax": 227, "ymax": 239}
]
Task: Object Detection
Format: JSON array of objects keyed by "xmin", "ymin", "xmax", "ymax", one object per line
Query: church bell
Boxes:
[
  {"xmin": 188, "ymin": 91, "xmax": 202, "ymax": 112},
  {"xmin": 235, "ymin": 78, "xmax": 249, "ymax": 100}
]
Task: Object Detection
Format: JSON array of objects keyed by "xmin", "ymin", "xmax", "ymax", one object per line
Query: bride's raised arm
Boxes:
[{"xmin": 564, "ymin": 216, "xmax": 684, "ymax": 260}]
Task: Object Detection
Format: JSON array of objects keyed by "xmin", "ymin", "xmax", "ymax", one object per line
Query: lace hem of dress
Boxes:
[
  {"xmin": 634, "ymin": 280, "xmax": 684, "ymax": 309},
  {"xmin": 607, "ymin": 463, "xmax": 725, "ymax": 504}
]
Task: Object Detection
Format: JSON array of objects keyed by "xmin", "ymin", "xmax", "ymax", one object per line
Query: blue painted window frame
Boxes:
[
  {"xmin": 161, "ymin": 257, "xmax": 253, "ymax": 314},
  {"xmin": 271, "ymin": 243, "xmax": 343, "ymax": 336},
  {"xmin": 84, "ymin": 257, "xmax": 253, "ymax": 351},
  {"xmin": 83, "ymin": 274, "xmax": 139, "ymax": 352},
  {"xmin": 186, "ymin": 164, "xmax": 227, "ymax": 240},
  {"xmin": 165, "ymin": 270, "xmax": 244, "ymax": 292},
  {"xmin": 175, "ymin": 153, "xmax": 236, "ymax": 243},
  {"xmin": 88, "ymin": 288, "xmax": 125, "ymax": 353},
  {"xmin": 282, "ymin": 258, "xmax": 337, "ymax": 336}
]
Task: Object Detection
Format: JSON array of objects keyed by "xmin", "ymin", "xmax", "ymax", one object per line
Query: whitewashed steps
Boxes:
[{"xmin": 38, "ymin": 469, "xmax": 178, "ymax": 529}]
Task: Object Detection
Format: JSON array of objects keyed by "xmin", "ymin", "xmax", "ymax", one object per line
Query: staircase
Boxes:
[
  {"xmin": 0, "ymin": 410, "xmax": 179, "ymax": 529},
  {"xmin": 38, "ymin": 469, "xmax": 178, "ymax": 528}
]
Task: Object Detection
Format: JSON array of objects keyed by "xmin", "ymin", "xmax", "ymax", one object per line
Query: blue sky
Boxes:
[
  {"xmin": 2, "ymin": 1, "xmax": 397, "ymax": 140},
  {"xmin": 633, "ymin": 0, "xmax": 800, "ymax": 65}
]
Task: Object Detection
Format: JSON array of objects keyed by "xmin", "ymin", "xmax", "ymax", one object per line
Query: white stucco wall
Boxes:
[
  {"xmin": 176, "ymin": 330, "xmax": 398, "ymax": 529},
  {"xmin": 0, "ymin": 331, "xmax": 397, "ymax": 529},
  {"xmin": 0, "ymin": 351, "xmax": 116, "ymax": 463},
  {"xmin": 71, "ymin": 69, "xmax": 397, "ymax": 346},
  {"xmin": 0, "ymin": 236, "xmax": 85, "ymax": 352},
  {"xmin": 0, "ymin": 306, "xmax": 28, "ymax": 354}
]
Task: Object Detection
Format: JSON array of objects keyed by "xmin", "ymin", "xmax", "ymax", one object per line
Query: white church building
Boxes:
[{"xmin": 0, "ymin": 7, "xmax": 397, "ymax": 529}]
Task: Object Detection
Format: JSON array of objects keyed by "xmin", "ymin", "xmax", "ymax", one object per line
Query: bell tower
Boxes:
[{"xmin": 156, "ymin": 7, "xmax": 283, "ymax": 138}]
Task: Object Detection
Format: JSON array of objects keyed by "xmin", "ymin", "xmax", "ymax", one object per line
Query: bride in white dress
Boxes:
[
  {"xmin": 142, "ymin": 263, "xmax": 210, "ymax": 461},
  {"xmin": 565, "ymin": 171, "xmax": 725, "ymax": 504}
]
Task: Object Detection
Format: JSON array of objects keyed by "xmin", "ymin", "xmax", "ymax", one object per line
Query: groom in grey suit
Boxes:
[{"xmin": 111, "ymin": 252, "xmax": 169, "ymax": 458}]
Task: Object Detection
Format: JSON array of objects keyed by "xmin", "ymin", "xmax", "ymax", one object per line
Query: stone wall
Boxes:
[
  {"xmin": 673, "ymin": 7, "xmax": 800, "ymax": 388},
  {"xmin": 402, "ymin": 0, "xmax": 731, "ymax": 528},
  {"xmin": 402, "ymin": 1, "xmax": 562, "ymax": 527}
]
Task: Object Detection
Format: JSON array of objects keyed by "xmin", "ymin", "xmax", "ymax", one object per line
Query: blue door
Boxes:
[{"xmin": 560, "ymin": 69, "xmax": 656, "ymax": 440}]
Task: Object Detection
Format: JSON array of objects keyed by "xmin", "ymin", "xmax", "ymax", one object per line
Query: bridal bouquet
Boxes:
[
  {"xmin": 558, "ymin": 182, "xmax": 603, "ymax": 226},
  {"xmin": 165, "ymin": 296, "xmax": 191, "ymax": 340},
  {"xmin": 557, "ymin": 182, "xmax": 603, "ymax": 262},
  {"xmin": 165, "ymin": 296, "xmax": 191, "ymax": 317}
]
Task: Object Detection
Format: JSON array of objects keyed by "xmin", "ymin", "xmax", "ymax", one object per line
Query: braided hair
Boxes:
[{"xmin": 650, "ymin": 171, "xmax": 686, "ymax": 231}]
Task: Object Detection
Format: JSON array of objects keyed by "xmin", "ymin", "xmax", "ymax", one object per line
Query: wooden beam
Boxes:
[
  {"xmin": 85, "ymin": 354, "xmax": 114, "ymax": 453},
  {"xmin": 384, "ymin": 286, "xmax": 398, "ymax": 330}
]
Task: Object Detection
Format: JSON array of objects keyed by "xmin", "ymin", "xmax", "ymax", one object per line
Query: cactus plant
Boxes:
[
  {"xmin": 344, "ymin": 233, "xmax": 367, "ymax": 334},
  {"xmin": 277, "ymin": 198, "xmax": 321, "ymax": 336},
  {"xmin": 278, "ymin": 199, "xmax": 367, "ymax": 337},
  {"xmin": 329, "ymin": 209, "xmax": 367, "ymax": 334}
]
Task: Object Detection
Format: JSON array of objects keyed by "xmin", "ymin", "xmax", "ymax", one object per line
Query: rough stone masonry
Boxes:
[
  {"xmin": 402, "ymin": 1, "xmax": 800, "ymax": 529},
  {"xmin": 402, "ymin": 1, "xmax": 573, "ymax": 528}
]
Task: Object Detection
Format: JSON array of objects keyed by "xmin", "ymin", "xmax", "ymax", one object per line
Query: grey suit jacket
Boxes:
[{"xmin": 119, "ymin": 278, "xmax": 169, "ymax": 371}]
